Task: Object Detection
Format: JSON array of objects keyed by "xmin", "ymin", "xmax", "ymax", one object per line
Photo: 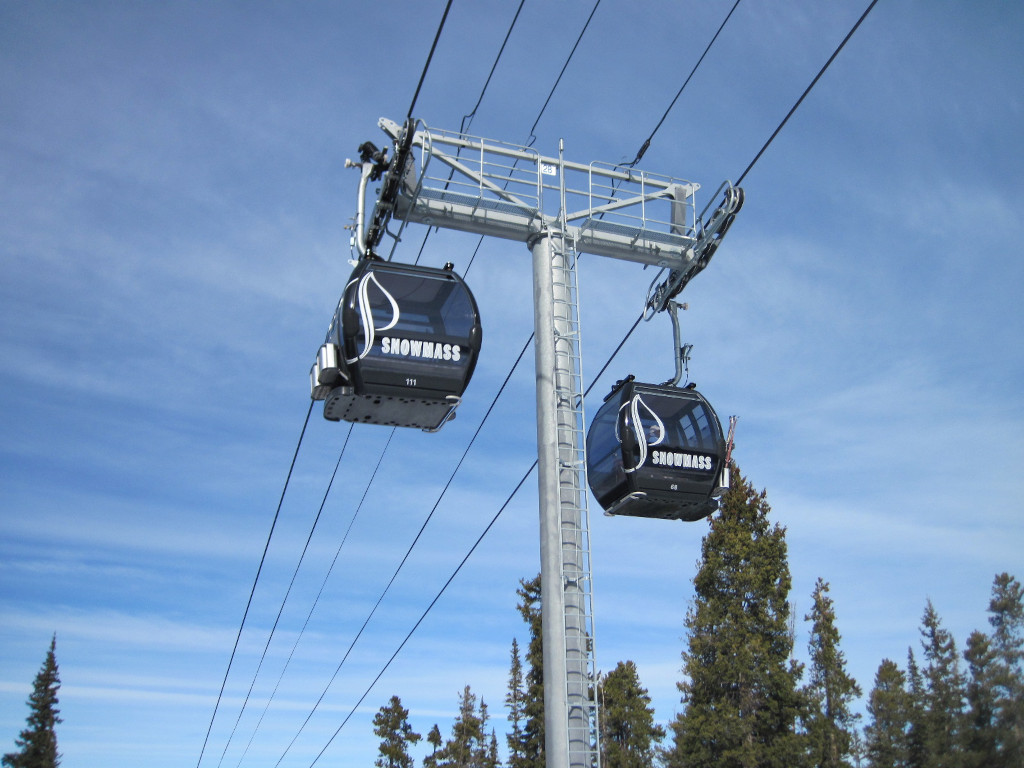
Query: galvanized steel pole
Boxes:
[
  {"xmin": 531, "ymin": 230, "xmax": 571, "ymax": 768},
  {"xmin": 531, "ymin": 227, "xmax": 593, "ymax": 768}
]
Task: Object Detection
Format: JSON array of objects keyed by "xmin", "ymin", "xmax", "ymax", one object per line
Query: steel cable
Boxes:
[
  {"xmin": 195, "ymin": 401, "xmax": 313, "ymax": 768},
  {"xmin": 736, "ymin": 0, "xmax": 880, "ymax": 185},
  {"xmin": 227, "ymin": 424, "xmax": 356, "ymax": 768},
  {"xmin": 407, "ymin": 0, "xmax": 454, "ymax": 120},
  {"xmin": 629, "ymin": 0, "xmax": 743, "ymax": 167}
]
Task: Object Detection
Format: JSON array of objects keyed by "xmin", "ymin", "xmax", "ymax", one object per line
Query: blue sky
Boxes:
[{"xmin": 2, "ymin": 1, "xmax": 1022, "ymax": 766}]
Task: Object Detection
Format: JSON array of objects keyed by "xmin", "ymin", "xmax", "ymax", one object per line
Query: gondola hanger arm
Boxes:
[{"xmin": 661, "ymin": 300, "xmax": 692, "ymax": 388}]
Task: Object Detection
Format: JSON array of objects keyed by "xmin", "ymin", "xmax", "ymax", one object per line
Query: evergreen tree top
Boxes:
[
  {"xmin": 669, "ymin": 466, "xmax": 804, "ymax": 768},
  {"xmin": 3, "ymin": 634, "xmax": 62, "ymax": 768}
]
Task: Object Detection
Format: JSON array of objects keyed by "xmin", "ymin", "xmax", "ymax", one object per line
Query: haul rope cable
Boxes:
[
  {"xmin": 578, "ymin": 0, "xmax": 881, "ymax": 369},
  {"xmin": 270, "ymin": 427, "xmax": 399, "ymax": 767},
  {"xmin": 628, "ymin": 0, "xmax": 742, "ymax": 168},
  {"xmin": 195, "ymin": 402, "xmax": 313, "ymax": 768},
  {"xmin": 460, "ymin": 0, "xmax": 527, "ymax": 135},
  {"xmin": 308, "ymin": 461, "xmax": 538, "ymax": 768},
  {"xmin": 403, "ymin": 0, "xmax": 594, "ymax": 270},
  {"xmin": 526, "ymin": 0, "xmax": 601, "ymax": 147},
  {"xmin": 464, "ymin": 0, "xmax": 601, "ymax": 272},
  {"xmin": 232, "ymin": 422, "xmax": 367, "ymax": 768},
  {"xmin": 406, "ymin": 0, "xmax": 453, "ymax": 121},
  {"xmin": 736, "ymin": 0, "xmax": 879, "ymax": 185},
  {"xmin": 407, "ymin": 0, "xmax": 527, "ymax": 263},
  {"xmin": 222, "ymin": 424, "xmax": 356, "ymax": 768}
]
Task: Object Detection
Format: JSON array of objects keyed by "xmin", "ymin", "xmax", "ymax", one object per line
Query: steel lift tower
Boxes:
[{"xmin": 353, "ymin": 118, "xmax": 741, "ymax": 768}]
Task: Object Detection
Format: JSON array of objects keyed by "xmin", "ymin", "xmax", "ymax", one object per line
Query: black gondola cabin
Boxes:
[
  {"xmin": 311, "ymin": 259, "xmax": 482, "ymax": 430},
  {"xmin": 586, "ymin": 377, "xmax": 728, "ymax": 521}
]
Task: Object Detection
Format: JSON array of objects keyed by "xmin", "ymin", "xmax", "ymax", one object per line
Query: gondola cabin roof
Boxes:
[
  {"xmin": 586, "ymin": 377, "xmax": 728, "ymax": 521},
  {"xmin": 311, "ymin": 259, "xmax": 482, "ymax": 431}
]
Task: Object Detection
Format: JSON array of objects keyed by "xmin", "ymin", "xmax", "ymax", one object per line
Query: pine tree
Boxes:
[
  {"xmin": 904, "ymin": 649, "xmax": 927, "ymax": 768},
  {"xmin": 599, "ymin": 660, "xmax": 665, "ymax": 768},
  {"xmin": 486, "ymin": 730, "xmax": 501, "ymax": 768},
  {"xmin": 478, "ymin": 700, "xmax": 499, "ymax": 768},
  {"xmin": 802, "ymin": 578, "xmax": 862, "ymax": 768},
  {"xmin": 849, "ymin": 729, "xmax": 865, "ymax": 768},
  {"xmin": 961, "ymin": 630, "xmax": 998, "ymax": 767},
  {"xmin": 506, "ymin": 638, "xmax": 528, "ymax": 768},
  {"xmin": 666, "ymin": 468, "xmax": 804, "ymax": 768},
  {"xmin": 986, "ymin": 572, "xmax": 1024, "ymax": 765},
  {"xmin": 3, "ymin": 635, "xmax": 61, "ymax": 768},
  {"xmin": 423, "ymin": 724, "xmax": 444, "ymax": 768},
  {"xmin": 515, "ymin": 576, "xmax": 544, "ymax": 768},
  {"xmin": 918, "ymin": 601, "xmax": 965, "ymax": 767},
  {"xmin": 437, "ymin": 685, "xmax": 493, "ymax": 768},
  {"xmin": 864, "ymin": 658, "xmax": 910, "ymax": 768},
  {"xmin": 373, "ymin": 695, "xmax": 421, "ymax": 768}
]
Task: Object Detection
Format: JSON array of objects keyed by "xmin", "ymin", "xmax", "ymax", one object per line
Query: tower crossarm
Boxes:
[{"xmin": 376, "ymin": 117, "xmax": 712, "ymax": 270}]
